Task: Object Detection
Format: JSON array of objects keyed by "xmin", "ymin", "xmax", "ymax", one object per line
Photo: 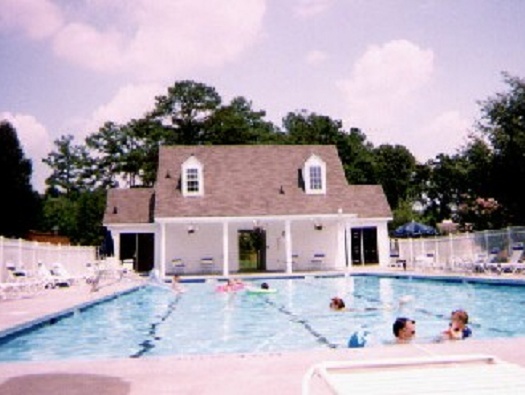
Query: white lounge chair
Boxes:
[
  {"xmin": 485, "ymin": 243, "xmax": 525, "ymax": 274},
  {"xmin": 37, "ymin": 262, "xmax": 72, "ymax": 288},
  {"xmin": 169, "ymin": 258, "xmax": 185, "ymax": 274},
  {"xmin": 2, "ymin": 265, "xmax": 44, "ymax": 299},
  {"xmin": 51, "ymin": 262, "xmax": 81, "ymax": 284},
  {"xmin": 309, "ymin": 253, "xmax": 325, "ymax": 270},
  {"xmin": 200, "ymin": 257, "xmax": 215, "ymax": 274},
  {"xmin": 302, "ymin": 354, "xmax": 525, "ymax": 395}
]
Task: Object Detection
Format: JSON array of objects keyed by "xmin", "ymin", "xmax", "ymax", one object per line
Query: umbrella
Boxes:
[{"xmin": 393, "ymin": 221, "xmax": 438, "ymax": 238}]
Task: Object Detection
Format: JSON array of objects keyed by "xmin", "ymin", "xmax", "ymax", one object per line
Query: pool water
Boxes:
[{"xmin": 1, "ymin": 275, "xmax": 525, "ymax": 362}]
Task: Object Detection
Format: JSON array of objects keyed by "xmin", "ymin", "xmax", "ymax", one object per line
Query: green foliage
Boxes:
[
  {"xmin": 35, "ymin": 74, "xmax": 525, "ymax": 246},
  {"xmin": 203, "ymin": 96, "xmax": 281, "ymax": 144},
  {"xmin": 43, "ymin": 134, "xmax": 94, "ymax": 195},
  {"xmin": 373, "ymin": 144, "xmax": 417, "ymax": 209},
  {"xmin": 149, "ymin": 80, "xmax": 222, "ymax": 144},
  {"xmin": 0, "ymin": 121, "xmax": 40, "ymax": 238},
  {"xmin": 475, "ymin": 72, "xmax": 525, "ymax": 225},
  {"xmin": 39, "ymin": 189, "xmax": 106, "ymax": 246}
]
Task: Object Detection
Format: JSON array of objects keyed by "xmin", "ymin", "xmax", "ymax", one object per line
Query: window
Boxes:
[
  {"xmin": 182, "ymin": 156, "xmax": 204, "ymax": 196},
  {"xmin": 309, "ymin": 165, "xmax": 323, "ymax": 190},
  {"xmin": 304, "ymin": 155, "xmax": 326, "ymax": 195},
  {"xmin": 186, "ymin": 168, "xmax": 199, "ymax": 192}
]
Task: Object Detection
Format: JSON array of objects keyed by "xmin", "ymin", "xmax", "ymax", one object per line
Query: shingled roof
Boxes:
[{"xmin": 104, "ymin": 145, "xmax": 391, "ymax": 224}]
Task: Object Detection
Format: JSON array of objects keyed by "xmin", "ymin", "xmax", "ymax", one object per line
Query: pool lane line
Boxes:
[
  {"xmin": 130, "ymin": 292, "xmax": 182, "ymax": 358},
  {"xmin": 262, "ymin": 298, "xmax": 338, "ymax": 349}
]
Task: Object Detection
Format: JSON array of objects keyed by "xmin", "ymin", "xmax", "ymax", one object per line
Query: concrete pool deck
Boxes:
[{"xmin": 2, "ymin": 269, "xmax": 525, "ymax": 394}]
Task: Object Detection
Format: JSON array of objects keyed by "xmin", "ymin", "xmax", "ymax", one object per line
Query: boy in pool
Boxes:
[
  {"xmin": 442, "ymin": 309, "xmax": 472, "ymax": 340},
  {"xmin": 393, "ymin": 317, "xmax": 416, "ymax": 344}
]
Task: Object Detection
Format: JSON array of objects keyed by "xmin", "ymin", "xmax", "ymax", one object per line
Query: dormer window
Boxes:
[
  {"xmin": 304, "ymin": 154, "xmax": 326, "ymax": 195},
  {"xmin": 182, "ymin": 156, "xmax": 204, "ymax": 197}
]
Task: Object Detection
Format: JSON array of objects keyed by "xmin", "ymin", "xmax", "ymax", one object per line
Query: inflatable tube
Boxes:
[
  {"xmin": 245, "ymin": 287, "xmax": 277, "ymax": 294},
  {"xmin": 347, "ymin": 330, "xmax": 370, "ymax": 348},
  {"xmin": 215, "ymin": 284, "xmax": 244, "ymax": 292}
]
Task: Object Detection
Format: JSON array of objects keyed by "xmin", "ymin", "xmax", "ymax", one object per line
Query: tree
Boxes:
[
  {"xmin": 373, "ymin": 144, "xmax": 417, "ymax": 210},
  {"xmin": 336, "ymin": 128, "xmax": 376, "ymax": 185},
  {"xmin": 148, "ymin": 80, "xmax": 222, "ymax": 145},
  {"xmin": 283, "ymin": 110, "xmax": 343, "ymax": 145},
  {"xmin": 204, "ymin": 96, "xmax": 281, "ymax": 144},
  {"xmin": 43, "ymin": 134, "xmax": 93, "ymax": 195},
  {"xmin": 0, "ymin": 120, "xmax": 40, "ymax": 238},
  {"xmin": 474, "ymin": 73, "xmax": 525, "ymax": 225}
]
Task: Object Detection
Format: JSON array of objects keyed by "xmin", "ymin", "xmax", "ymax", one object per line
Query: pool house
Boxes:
[{"xmin": 103, "ymin": 145, "xmax": 392, "ymax": 276}]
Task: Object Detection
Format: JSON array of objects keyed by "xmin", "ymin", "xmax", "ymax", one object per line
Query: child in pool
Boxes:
[{"xmin": 442, "ymin": 309, "xmax": 472, "ymax": 340}]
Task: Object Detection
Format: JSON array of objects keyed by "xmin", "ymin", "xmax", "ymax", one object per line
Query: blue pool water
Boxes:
[{"xmin": 1, "ymin": 275, "xmax": 525, "ymax": 362}]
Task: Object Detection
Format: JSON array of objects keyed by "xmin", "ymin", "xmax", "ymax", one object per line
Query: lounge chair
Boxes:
[
  {"xmin": 485, "ymin": 243, "xmax": 524, "ymax": 274},
  {"xmin": 51, "ymin": 262, "xmax": 82, "ymax": 284},
  {"xmin": 389, "ymin": 252, "xmax": 406, "ymax": 269},
  {"xmin": 3, "ymin": 265, "xmax": 45, "ymax": 298},
  {"xmin": 309, "ymin": 253, "xmax": 325, "ymax": 270},
  {"xmin": 200, "ymin": 257, "xmax": 215, "ymax": 274},
  {"xmin": 169, "ymin": 258, "xmax": 185, "ymax": 274},
  {"xmin": 37, "ymin": 262, "xmax": 72, "ymax": 288},
  {"xmin": 302, "ymin": 354, "xmax": 525, "ymax": 395}
]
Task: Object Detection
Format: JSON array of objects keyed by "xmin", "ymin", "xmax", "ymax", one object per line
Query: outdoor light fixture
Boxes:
[
  {"xmin": 314, "ymin": 222, "xmax": 323, "ymax": 231},
  {"xmin": 187, "ymin": 225, "xmax": 196, "ymax": 234},
  {"xmin": 165, "ymin": 171, "xmax": 171, "ymax": 179}
]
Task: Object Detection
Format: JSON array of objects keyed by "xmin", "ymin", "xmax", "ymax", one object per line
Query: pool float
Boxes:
[
  {"xmin": 347, "ymin": 330, "xmax": 370, "ymax": 348},
  {"xmin": 245, "ymin": 287, "xmax": 277, "ymax": 294},
  {"xmin": 215, "ymin": 283, "xmax": 245, "ymax": 292}
]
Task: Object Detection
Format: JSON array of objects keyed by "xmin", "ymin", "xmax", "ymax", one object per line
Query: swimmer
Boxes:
[
  {"xmin": 330, "ymin": 297, "xmax": 346, "ymax": 311},
  {"xmin": 329, "ymin": 296, "xmax": 389, "ymax": 312},
  {"xmin": 393, "ymin": 317, "xmax": 416, "ymax": 344},
  {"xmin": 442, "ymin": 309, "xmax": 471, "ymax": 340},
  {"xmin": 172, "ymin": 275, "xmax": 186, "ymax": 293}
]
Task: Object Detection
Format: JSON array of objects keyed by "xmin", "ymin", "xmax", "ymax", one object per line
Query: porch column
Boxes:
[
  {"xmin": 112, "ymin": 232, "xmax": 121, "ymax": 261},
  {"xmin": 285, "ymin": 219, "xmax": 293, "ymax": 274},
  {"xmin": 160, "ymin": 222, "xmax": 167, "ymax": 278},
  {"xmin": 222, "ymin": 221, "xmax": 229, "ymax": 277},
  {"xmin": 335, "ymin": 219, "xmax": 345, "ymax": 269}
]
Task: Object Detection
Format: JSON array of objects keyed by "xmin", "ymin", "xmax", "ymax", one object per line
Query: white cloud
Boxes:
[
  {"xmin": 123, "ymin": 0, "xmax": 267, "ymax": 80},
  {"xmin": 0, "ymin": 0, "xmax": 63, "ymax": 39},
  {"xmin": 305, "ymin": 49, "xmax": 328, "ymax": 65},
  {"xmin": 89, "ymin": 82, "xmax": 163, "ymax": 131},
  {"xmin": 293, "ymin": 0, "xmax": 334, "ymax": 18},
  {"xmin": 338, "ymin": 39, "xmax": 434, "ymax": 131},
  {"xmin": 5, "ymin": 0, "xmax": 267, "ymax": 80},
  {"xmin": 414, "ymin": 111, "xmax": 471, "ymax": 161},
  {"xmin": 53, "ymin": 22, "xmax": 125, "ymax": 72},
  {"xmin": 1, "ymin": 112, "xmax": 53, "ymax": 192}
]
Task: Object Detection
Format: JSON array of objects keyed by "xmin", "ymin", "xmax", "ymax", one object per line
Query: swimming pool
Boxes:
[{"xmin": 1, "ymin": 274, "xmax": 525, "ymax": 362}]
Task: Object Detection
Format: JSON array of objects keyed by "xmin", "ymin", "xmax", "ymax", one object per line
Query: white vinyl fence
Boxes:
[
  {"xmin": 391, "ymin": 226, "xmax": 525, "ymax": 270},
  {"xmin": 0, "ymin": 236, "xmax": 97, "ymax": 282}
]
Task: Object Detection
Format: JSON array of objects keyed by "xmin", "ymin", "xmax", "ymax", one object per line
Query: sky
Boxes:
[{"xmin": 1, "ymin": 0, "xmax": 524, "ymax": 193}]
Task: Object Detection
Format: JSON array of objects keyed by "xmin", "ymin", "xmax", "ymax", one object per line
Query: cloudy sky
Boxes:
[{"xmin": 1, "ymin": 0, "xmax": 524, "ymax": 192}]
